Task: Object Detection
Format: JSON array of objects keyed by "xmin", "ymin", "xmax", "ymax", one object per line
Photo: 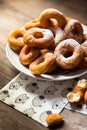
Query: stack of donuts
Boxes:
[{"xmin": 8, "ymin": 8, "xmax": 87, "ymax": 75}]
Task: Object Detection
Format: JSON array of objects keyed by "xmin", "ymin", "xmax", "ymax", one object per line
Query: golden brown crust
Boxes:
[
  {"xmin": 39, "ymin": 8, "xmax": 67, "ymax": 28},
  {"xmin": 84, "ymin": 90, "xmax": 87, "ymax": 105},
  {"xmin": 29, "ymin": 52, "xmax": 57, "ymax": 75},
  {"xmin": 45, "ymin": 113, "xmax": 63, "ymax": 125},
  {"xmin": 8, "ymin": 28, "xmax": 26, "ymax": 53},
  {"xmin": 24, "ymin": 19, "xmax": 42, "ymax": 30},
  {"xmin": 67, "ymin": 79, "xmax": 87, "ymax": 103},
  {"xmin": 19, "ymin": 44, "xmax": 41, "ymax": 65}
]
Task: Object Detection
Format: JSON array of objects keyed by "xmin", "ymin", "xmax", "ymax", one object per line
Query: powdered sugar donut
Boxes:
[
  {"xmin": 23, "ymin": 27, "xmax": 54, "ymax": 49},
  {"xmin": 54, "ymin": 39, "xmax": 84, "ymax": 69}
]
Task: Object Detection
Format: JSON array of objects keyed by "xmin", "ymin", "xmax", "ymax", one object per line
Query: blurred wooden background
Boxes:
[{"xmin": 0, "ymin": 0, "xmax": 87, "ymax": 44}]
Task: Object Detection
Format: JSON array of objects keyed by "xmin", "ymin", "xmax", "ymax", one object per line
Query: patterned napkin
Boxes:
[
  {"xmin": 0, "ymin": 72, "xmax": 87, "ymax": 127},
  {"xmin": 0, "ymin": 72, "xmax": 68, "ymax": 126}
]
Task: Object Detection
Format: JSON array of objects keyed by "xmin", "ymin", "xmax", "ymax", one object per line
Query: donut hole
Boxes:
[
  {"xmin": 50, "ymin": 18, "xmax": 58, "ymax": 26},
  {"xmin": 64, "ymin": 51, "xmax": 73, "ymax": 58},
  {"xmin": 15, "ymin": 34, "xmax": 23, "ymax": 41},
  {"xmin": 34, "ymin": 32, "xmax": 43, "ymax": 38},
  {"xmin": 72, "ymin": 27, "xmax": 79, "ymax": 35},
  {"xmin": 17, "ymin": 37, "xmax": 23, "ymax": 41}
]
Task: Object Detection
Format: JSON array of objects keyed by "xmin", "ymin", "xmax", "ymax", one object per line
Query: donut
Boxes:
[
  {"xmin": 49, "ymin": 26, "xmax": 66, "ymax": 50},
  {"xmin": 24, "ymin": 19, "xmax": 42, "ymax": 30},
  {"xmin": 8, "ymin": 28, "xmax": 26, "ymax": 52},
  {"xmin": 81, "ymin": 34, "xmax": 87, "ymax": 56},
  {"xmin": 29, "ymin": 52, "xmax": 57, "ymax": 75},
  {"xmin": 78, "ymin": 34, "xmax": 87, "ymax": 68},
  {"xmin": 19, "ymin": 44, "xmax": 41, "ymax": 65},
  {"xmin": 23, "ymin": 27, "xmax": 54, "ymax": 49},
  {"xmin": 39, "ymin": 8, "xmax": 67, "ymax": 28},
  {"xmin": 54, "ymin": 39, "xmax": 84, "ymax": 69},
  {"xmin": 78, "ymin": 57, "xmax": 87, "ymax": 69},
  {"xmin": 64, "ymin": 19, "xmax": 84, "ymax": 43}
]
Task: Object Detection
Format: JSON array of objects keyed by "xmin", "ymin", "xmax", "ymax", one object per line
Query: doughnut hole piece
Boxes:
[
  {"xmin": 39, "ymin": 8, "xmax": 67, "ymax": 28},
  {"xmin": 19, "ymin": 44, "xmax": 41, "ymax": 65},
  {"xmin": 29, "ymin": 52, "xmax": 57, "ymax": 75},
  {"xmin": 45, "ymin": 113, "xmax": 63, "ymax": 126},
  {"xmin": 54, "ymin": 39, "xmax": 84, "ymax": 70},
  {"xmin": 23, "ymin": 27, "xmax": 54, "ymax": 49},
  {"xmin": 64, "ymin": 19, "xmax": 84, "ymax": 43},
  {"xmin": 8, "ymin": 29, "xmax": 26, "ymax": 53}
]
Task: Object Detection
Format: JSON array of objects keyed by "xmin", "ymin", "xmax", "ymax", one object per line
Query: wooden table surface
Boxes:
[{"xmin": 0, "ymin": 0, "xmax": 87, "ymax": 130}]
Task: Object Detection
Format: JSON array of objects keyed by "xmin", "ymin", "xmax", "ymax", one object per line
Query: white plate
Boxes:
[{"xmin": 6, "ymin": 25, "xmax": 87, "ymax": 81}]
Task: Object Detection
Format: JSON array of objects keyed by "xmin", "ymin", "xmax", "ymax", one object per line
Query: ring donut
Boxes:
[
  {"xmin": 39, "ymin": 8, "xmax": 67, "ymax": 28},
  {"xmin": 23, "ymin": 27, "xmax": 54, "ymax": 49},
  {"xmin": 64, "ymin": 19, "xmax": 84, "ymax": 43},
  {"xmin": 24, "ymin": 19, "xmax": 42, "ymax": 30},
  {"xmin": 19, "ymin": 44, "xmax": 41, "ymax": 65},
  {"xmin": 79, "ymin": 34, "xmax": 87, "ymax": 68},
  {"xmin": 54, "ymin": 39, "xmax": 84, "ymax": 69},
  {"xmin": 29, "ymin": 52, "xmax": 57, "ymax": 75},
  {"xmin": 78, "ymin": 57, "xmax": 87, "ymax": 69},
  {"xmin": 49, "ymin": 26, "xmax": 66, "ymax": 50},
  {"xmin": 81, "ymin": 34, "xmax": 87, "ymax": 56},
  {"xmin": 8, "ymin": 28, "xmax": 26, "ymax": 53}
]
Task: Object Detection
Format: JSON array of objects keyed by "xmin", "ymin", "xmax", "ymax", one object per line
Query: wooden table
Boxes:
[{"xmin": 0, "ymin": 0, "xmax": 87, "ymax": 130}]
